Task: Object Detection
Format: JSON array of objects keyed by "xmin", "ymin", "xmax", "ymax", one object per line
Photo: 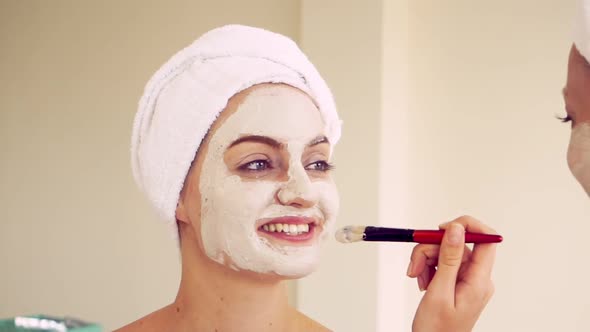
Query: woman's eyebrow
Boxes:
[
  {"xmin": 307, "ymin": 136, "xmax": 329, "ymax": 147},
  {"xmin": 228, "ymin": 135, "xmax": 283, "ymax": 149}
]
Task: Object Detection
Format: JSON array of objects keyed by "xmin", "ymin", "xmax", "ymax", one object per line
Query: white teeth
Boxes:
[{"xmin": 260, "ymin": 223, "xmax": 312, "ymax": 235}]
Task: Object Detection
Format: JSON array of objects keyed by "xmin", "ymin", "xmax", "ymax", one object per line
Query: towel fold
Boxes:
[{"xmin": 131, "ymin": 25, "xmax": 342, "ymax": 240}]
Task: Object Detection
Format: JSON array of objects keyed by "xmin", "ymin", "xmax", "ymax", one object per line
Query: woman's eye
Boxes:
[
  {"xmin": 558, "ymin": 114, "xmax": 572, "ymax": 123},
  {"xmin": 239, "ymin": 160, "xmax": 272, "ymax": 171},
  {"xmin": 305, "ymin": 160, "xmax": 334, "ymax": 172}
]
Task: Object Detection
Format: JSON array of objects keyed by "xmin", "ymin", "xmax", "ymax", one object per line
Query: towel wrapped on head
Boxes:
[{"xmin": 131, "ymin": 25, "xmax": 342, "ymax": 240}]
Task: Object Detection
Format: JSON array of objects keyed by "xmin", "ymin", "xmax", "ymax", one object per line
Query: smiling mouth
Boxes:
[{"xmin": 257, "ymin": 216, "xmax": 319, "ymax": 241}]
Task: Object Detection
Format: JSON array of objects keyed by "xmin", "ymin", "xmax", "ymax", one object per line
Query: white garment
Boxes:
[{"xmin": 131, "ymin": 25, "xmax": 342, "ymax": 240}]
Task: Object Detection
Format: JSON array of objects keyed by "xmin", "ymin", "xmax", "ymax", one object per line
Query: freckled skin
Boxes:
[
  {"xmin": 564, "ymin": 45, "xmax": 590, "ymax": 195},
  {"xmin": 564, "ymin": 45, "xmax": 590, "ymax": 125}
]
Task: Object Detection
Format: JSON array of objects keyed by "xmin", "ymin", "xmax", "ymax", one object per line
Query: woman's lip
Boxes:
[
  {"xmin": 256, "ymin": 216, "xmax": 317, "ymax": 228},
  {"xmin": 257, "ymin": 223, "xmax": 319, "ymax": 243},
  {"xmin": 256, "ymin": 216, "xmax": 321, "ymax": 244}
]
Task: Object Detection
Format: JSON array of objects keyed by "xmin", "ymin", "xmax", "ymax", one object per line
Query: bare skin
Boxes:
[
  {"xmin": 563, "ymin": 44, "xmax": 590, "ymax": 126},
  {"xmin": 116, "ymin": 84, "xmax": 330, "ymax": 332}
]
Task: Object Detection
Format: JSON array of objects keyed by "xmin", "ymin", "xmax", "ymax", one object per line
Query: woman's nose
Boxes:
[{"xmin": 276, "ymin": 165, "xmax": 317, "ymax": 208}]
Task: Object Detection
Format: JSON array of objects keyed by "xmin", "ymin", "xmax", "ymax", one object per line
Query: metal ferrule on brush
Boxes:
[{"xmin": 363, "ymin": 226, "xmax": 414, "ymax": 242}]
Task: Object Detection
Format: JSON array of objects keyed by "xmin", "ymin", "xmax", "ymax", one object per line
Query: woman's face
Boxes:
[
  {"xmin": 178, "ymin": 84, "xmax": 340, "ymax": 278},
  {"xmin": 564, "ymin": 45, "xmax": 590, "ymax": 196}
]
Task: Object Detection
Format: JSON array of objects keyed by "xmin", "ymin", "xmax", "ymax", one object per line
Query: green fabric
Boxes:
[{"xmin": 0, "ymin": 315, "xmax": 101, "ymax": 332}]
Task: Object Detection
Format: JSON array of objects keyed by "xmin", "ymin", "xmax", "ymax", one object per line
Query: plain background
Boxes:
[{"xmin": 2, "ymin": 1, "xmax": 589, "ymax": 331}]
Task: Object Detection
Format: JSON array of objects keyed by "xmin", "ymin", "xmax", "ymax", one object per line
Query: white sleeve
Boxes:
[{"xmin": 573, "ymin": 0, "xmax": 590, "ymax": 62}]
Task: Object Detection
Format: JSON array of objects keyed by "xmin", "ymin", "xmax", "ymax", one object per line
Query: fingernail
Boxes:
[
  {"xmin": 406, "ymin": 260, "xmax": 414, "ymax": 276},
  {"xmin": 447, "ymin": 223, "xmax": 464, "ymax": 245},
  {"xmin": 417, "ymin": 275, "xmax": 426, "ymax": 291}
]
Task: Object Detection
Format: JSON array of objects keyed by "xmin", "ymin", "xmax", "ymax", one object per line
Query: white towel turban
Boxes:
[
  {"xmin": 574, "ymin": 0, "xmax": 590, "ymax": 62},
  {"xmin": 131, "ymin": 25, "xmax": 342, "ymax": 240}
]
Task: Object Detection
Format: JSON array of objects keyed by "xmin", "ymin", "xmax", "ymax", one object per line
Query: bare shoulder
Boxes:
[{"xmin": 114, "ymin": 305, "xmax": 174, "ymax": 332}]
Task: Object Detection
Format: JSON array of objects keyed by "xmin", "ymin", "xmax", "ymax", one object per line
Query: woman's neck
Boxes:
[{"xmin": 172, "ymin": 227, "xmax": 295, "ymax": 332}]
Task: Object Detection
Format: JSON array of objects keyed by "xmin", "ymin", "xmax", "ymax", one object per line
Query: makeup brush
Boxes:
[{"xmin": 335, "ymin": 226, "xmax": 503, "ymax": 244}]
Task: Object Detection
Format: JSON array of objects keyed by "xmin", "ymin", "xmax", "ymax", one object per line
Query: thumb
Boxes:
[{"xmin": 427, "ymin": 222, "xmax": 465, "ymax": 297}]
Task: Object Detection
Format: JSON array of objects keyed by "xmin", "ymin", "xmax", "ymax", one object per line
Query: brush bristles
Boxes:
[{"xmin": 334, "ymin": 226, "xmax": 366, "ymax": 243}]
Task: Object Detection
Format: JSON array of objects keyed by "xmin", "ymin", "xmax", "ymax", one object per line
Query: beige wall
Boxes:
[
  {"xmin": 300, "ymin": 0, "xmax": 590, "ymax": 331},
  {"xmin": 0, "ymin": 1, "xmax": 299, "ymax": 330},
  {"xmin": 382, "ymin": 0, "xmax": 590, "ymax": 331},
  {"xmin": 2, "ymin": 1, "xmax": 589, "ymax": 331},
  {"xmin": 297, "ymin": 1, "xmax": 382, "ymax": 331},
  {"xmin": 403, "ymin": 0, "xmax": 590, "ymax": 331}
]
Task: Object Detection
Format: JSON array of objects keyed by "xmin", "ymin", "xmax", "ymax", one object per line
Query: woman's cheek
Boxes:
[{"xmin": 315, "ymin": 180, "xmax": 340, "ymax": 238}]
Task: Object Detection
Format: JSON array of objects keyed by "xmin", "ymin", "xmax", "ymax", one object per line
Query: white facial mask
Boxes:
[
  {"xmin": 198, "ymin": 85, "xmax": 340, "ymax": 277},
  {"xmin": 568, "ymin": 123, "xmax": 590, "ymax": 196}
]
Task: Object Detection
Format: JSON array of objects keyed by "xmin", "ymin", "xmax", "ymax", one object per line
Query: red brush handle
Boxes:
[{"xmin": 413, "ymin": 230, "xmax": 503, "ymax": 244}]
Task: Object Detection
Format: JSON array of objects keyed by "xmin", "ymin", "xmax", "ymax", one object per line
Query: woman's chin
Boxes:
[{"xmin": 218, "ymin": 254, "xmax": 320, "ymax": 280}]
